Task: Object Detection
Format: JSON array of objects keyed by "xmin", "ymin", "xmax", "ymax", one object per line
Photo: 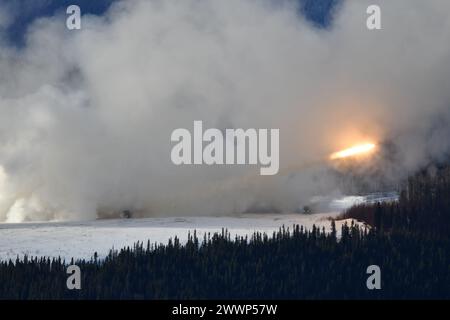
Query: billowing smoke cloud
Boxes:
[{"xmin": 0, "ymin": 0, "xmax": 449, "ymax": 222}]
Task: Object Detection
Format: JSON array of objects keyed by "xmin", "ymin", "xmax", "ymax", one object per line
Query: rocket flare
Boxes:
[{"xmin": 330, "ymin": 143, "xmax": 376, "ymax": 160}]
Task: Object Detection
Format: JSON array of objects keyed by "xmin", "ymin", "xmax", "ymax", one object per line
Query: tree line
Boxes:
[
  {"xmin": 340, "ymin": 164, "xmax": 450, "ymax": 235},
  {"xmin": 1, "ymin": 222, "xmax": 449, "ymax": 299},
  {"xmin": 1, "ymin": 165, "xmax": 449, "ymax": 299}
]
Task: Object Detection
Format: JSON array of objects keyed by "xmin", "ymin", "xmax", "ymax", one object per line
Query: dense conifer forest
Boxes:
[
  {"xmin": 1, "ymin": 165, "xmax": 449, "ymax": 299},
  {"xmin": 341, "ymin": 165, "xmax": 450, "ymax": 235}
]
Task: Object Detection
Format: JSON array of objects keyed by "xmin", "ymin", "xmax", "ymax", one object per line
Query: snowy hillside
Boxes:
[{"xmin": 0, "ymin": 213, "xmax": 362, "ymax": 261}]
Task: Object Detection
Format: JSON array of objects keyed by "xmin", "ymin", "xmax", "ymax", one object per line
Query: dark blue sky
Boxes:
[
  {"xmin": 1, "ymin": 0, "xmax": 114, "ymax": 45},
  {"xmin": 0, "ymin": 0, "xmax": 340, "ymax": 45}
]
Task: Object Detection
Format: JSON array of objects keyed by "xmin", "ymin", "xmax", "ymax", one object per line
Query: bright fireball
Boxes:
[{"xmin": 330, "ymin": 143, "xmax": 376, "ymax": 160}]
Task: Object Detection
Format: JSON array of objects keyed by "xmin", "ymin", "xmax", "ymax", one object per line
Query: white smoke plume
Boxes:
[{"xmin": 0, "ymin": 0, "xmax": 449, "ymax": 221}]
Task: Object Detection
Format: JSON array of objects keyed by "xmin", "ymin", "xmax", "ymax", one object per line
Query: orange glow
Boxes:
[{"xmin": 330, "ymin": 143, "xmax": 376, "ymax": 160}]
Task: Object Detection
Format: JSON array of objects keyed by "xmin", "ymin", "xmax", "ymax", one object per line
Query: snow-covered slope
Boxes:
[
  {"xmin": 0, "ymin": 213, "xmax": 361, "ymax": 261},
  {"xmin": 308, "ymin": 192, "xmax": 399, "ymax": 212}
]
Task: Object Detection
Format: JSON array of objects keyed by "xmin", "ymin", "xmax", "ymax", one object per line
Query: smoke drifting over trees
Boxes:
[{"xmin": 0, "ymin": 0, "xmax": 449, "ymax": 221}]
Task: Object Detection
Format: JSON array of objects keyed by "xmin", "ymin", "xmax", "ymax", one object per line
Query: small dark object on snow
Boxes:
[{"xmin": 122, "ymin": 210, "xmax": 132, "ymax": 219}]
